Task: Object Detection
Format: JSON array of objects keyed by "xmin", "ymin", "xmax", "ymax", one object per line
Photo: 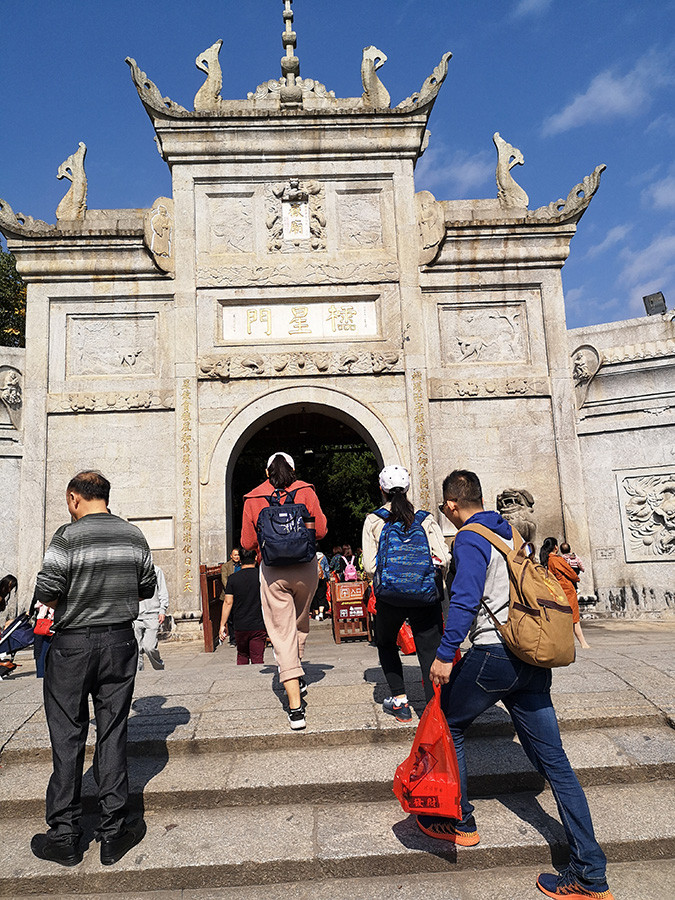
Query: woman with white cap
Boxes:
[
  {"xmin": 241, "ymin": 452, "xmax": 327, "ymax": 731},
  {"xmin": 362, "ymin": 465, "xmax": 449, "ymax": 722}
]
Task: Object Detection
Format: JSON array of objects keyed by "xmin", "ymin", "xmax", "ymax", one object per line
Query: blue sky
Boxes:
[{"xmin": 1, "ymin": 0, "xmax": 674, "ymax": 328}]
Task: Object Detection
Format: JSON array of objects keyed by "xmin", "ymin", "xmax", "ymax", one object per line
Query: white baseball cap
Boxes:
[
  {"xmin": 379, "ymin": 465, "xmax": 410, "ymax": 493},
  {"xmin": 267, "ymin": 452, "xmax": 295, "ymax": 470}
]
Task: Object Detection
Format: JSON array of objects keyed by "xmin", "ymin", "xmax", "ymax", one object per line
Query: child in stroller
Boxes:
[{"xmin": 0, "ymin": 613, "xmax": 35, "ymax": 679}]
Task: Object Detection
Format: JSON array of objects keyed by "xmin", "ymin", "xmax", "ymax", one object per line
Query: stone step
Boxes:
[
  {"xmin": 19, "ymin": 858, "xmax": 675, "ymax": 900},
  {"xmin": 2, "ymin": 723, "xmax": 674, "ymax": 821},
  {"xmin": 0, "ymin": 675, "xmax": 666, "ymax": 764},
  {"xmin": 1, "ymin": 781, "xmax": 673, "ymax": 897}
]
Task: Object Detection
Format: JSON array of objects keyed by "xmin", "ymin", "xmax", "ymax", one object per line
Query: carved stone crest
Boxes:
[
  {"xmin": 416, "ymin": 190, "xmax": 446, "ymax": 266},
  {"xmin": 494, "ymin": 132, "xmax": 529, "ymax": 209},
  {"xmin": 571, "ymin": 344, "xmax": 602, "ymax": 407},
  {"xmin": 266, "ymin": 180, "xmax": 326, "ymax": 252},
  {"xmin": 0, "ymin": 368, "xmax": 23, "ymax": 429},
  {"xmin": 361, "ymin": 46, "xmax": 390, "ymax": 109},
  {"xmin": 144, "ymin": 197, "xmax": 175, "ymax": 275},
  {"xmin": 496, "ymin": 488, "xmax": 537, "ymax": 543},
  {"xmin": 55, "ymin": 143, "xmax": 87, "ymax": 222}
]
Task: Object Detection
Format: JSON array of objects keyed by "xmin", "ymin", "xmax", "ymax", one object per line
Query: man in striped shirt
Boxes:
[{"xmin": 30, "ymin": 471, "xmax": 156, "ymax": 868}]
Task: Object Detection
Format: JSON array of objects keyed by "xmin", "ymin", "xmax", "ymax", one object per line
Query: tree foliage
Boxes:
[{"xmin": 0, "ymin": 247, "xmax": 27, "ymax": 347}]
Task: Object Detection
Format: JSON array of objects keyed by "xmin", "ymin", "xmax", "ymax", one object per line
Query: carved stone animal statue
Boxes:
[
  {"xmin": 55, "ymin": 143, "xmax": 87, "ymax": 221},
  {"xmin": 361, "ymin": 46, "xmax": 390, "ymax": 109},
  {"xmin": 496, "ymin": 488, "xmax": 537, "ymax": 543},
  {"xmin": 194, "ymin": 40, "xmax": 224, "ymax": 111},
  {"xmin": 493, "ymin": 132, "xmax": 529, "ymax": 209}
]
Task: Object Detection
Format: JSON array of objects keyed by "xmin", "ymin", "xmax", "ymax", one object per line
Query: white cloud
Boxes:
[
  {"xmin": 647, "ymin": 113, "xmax": 675, "ymax": 137},
  {"xmin": 514, "ymin": 0, "xmax": 552, "ymax": 17},
  {"xmin": 542, "ymin": 51, "xmax": 672, "ymax": 135},
  {"xmin": 415, "ymin": 145, "xmax": 494, "ymax": 198},
  {"xmin": 643, "ymin": 172, "xmax": 675, "ymax": 210},
  {"xmin": 585, "ymin": 224, "xmax": 631, "ymax": 258},
  {"xmin": 617, "ymin": 232, "xmax": 675, "ymax": 313}
]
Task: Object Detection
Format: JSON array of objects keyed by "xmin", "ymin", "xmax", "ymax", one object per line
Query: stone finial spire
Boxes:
[{"xmin": 280, "ymin": 0, "xmax": 303, "ymax": 107}]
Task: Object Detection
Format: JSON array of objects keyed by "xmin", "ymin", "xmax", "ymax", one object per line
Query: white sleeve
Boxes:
[{"xmin": 155, "ymin": 566, "xmax": 170, "ymax": 612}]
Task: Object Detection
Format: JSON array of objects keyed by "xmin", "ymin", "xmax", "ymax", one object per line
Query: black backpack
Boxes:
[{"xmin": 256, "ymin": 487, "xmax": 316, "ymax": 567}]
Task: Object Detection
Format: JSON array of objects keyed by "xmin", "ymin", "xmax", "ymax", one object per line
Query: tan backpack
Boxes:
[{"xmin": 459, "ymin": 523, "xmax": 575, "ymax": 668}]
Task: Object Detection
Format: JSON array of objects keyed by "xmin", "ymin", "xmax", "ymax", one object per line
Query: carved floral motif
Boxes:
[
  {"xmin": 198, "ymin": 260, "xmax": 399, "ymax": 287},
  {"xmin": 51, "ymin": 390, "xmax": 174, "ymax": 414},
  {"xmin": 428, "ymin": 377, "xmax": 549, "ymax": 400},
  {"xmin": 621, "ymin": 473, "xmax": 675, "ymax": 558},
  {"xmin": 247, "ymin": 77, "xmax": 336, "ymax": 104},
  {"xmin": 199, "ymin": 348, "xmax": 401, "ymax": 380}
]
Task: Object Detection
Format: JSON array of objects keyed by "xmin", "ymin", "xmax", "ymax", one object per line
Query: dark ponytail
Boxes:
[
  {"xmin": 268, "ymin": 454, "xmax": 295, "ymax": 490},
  {"xmin": 384, "ymin": 488, "xmax": 415, "ymax": 530},
  {"xmin": 539, "ymin": 537, "xmax": 558, "ymax": 569}
]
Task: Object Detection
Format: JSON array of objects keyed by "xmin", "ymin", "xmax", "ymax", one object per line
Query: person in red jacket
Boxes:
[
  {"xmin": 540, "ymin": 537, "xmax": 591, "ymax": 649},
  {"xmin": 241, "ymin": 452, "xmax": 327, "ymax": 730}
]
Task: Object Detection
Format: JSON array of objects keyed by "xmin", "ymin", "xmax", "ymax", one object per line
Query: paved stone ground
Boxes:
[{"xmin": 1, "ymin": 619, "xmax": 674, "ymax": 758}]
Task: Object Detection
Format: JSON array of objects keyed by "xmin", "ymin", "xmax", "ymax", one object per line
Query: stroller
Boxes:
[{"xmin": 0, "ymin": 613, "xmax": 35, "ymax": 679}]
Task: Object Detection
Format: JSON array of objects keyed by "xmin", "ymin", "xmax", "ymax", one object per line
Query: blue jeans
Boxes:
[{"xmin": 442, "ymin": 643, "xmax": 607, "ymax": 886}]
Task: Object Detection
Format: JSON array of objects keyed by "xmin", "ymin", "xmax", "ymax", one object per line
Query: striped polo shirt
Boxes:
[{"xmin": 34, "ymin": 513, "xmax": 156, "ymax": 631}]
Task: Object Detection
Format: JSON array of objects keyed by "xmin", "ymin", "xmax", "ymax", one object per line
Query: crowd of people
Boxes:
[{"xmin": 15, "ymin": 457, "xmax": 613, "ymax": 900}]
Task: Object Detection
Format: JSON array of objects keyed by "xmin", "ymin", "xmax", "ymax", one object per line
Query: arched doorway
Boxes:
[
  {"xmin": 199, "ymin": 385, "xmax": 403, "ymax": 566},
  {"xmin": 230, "ymin": 409, "xmax": 383, "ymax": 553}
]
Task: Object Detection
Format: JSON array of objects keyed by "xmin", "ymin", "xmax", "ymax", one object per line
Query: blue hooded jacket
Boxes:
[{"xmin": 436, "ymin": 510, "xmax": 513, "ymax": 662}]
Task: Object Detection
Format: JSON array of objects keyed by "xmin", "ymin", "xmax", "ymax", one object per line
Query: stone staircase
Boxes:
[{"xmin": 1, "ymin": 622, "xmax": 674, "ymax": 899}]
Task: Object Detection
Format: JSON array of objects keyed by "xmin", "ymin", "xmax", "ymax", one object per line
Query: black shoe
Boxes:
[
  {"xmin": 31, "ymin": 833, "xmax": 83, "ymax": 867},
  {"xmin": 100, "ymin": 820, "xmax": 147, "ymax": 865},
  {"xmin": 298, "ymin": 676, "xmax": 308, "ymax": 699},
  {"xmin": 288, "ymin": 706, "xmax": 306, "ymax": 730}
]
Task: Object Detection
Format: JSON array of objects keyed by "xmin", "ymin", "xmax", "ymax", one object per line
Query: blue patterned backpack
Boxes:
[{"xmin": 373, "ymin": 509, "xmax": 438, "ymax": 605}]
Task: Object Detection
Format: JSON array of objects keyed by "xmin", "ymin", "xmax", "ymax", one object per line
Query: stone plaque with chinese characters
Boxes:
[{"xmin": 221, "ymin": 300, "xmax": 378, "ymax": 343}]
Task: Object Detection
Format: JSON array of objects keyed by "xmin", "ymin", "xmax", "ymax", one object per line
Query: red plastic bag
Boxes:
[
  {"xmin": 393, "ymin": 684, "xmax": 462, "ymax": 818},
  {"xmin": 396, "ymin": 621, "xmax": 416, "ymax": 655}
]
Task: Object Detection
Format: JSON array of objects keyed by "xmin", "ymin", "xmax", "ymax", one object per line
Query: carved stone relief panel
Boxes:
[
  {"xmin": 616, "ymin": 467, "xmax": 675, "ymax": 561},
  {"xmin": 144, "ymin": 197, "xmax": 175, "ymax": 275},
  {"xmin": 199, "ymin": 347, "xmax": 401, "ymax": 380},
  {"xmin": 206, "ymin": 192, "xmax": 256, "ymax": 254},
  {"xmin": 0, "ymin": 366, "xmax": 23, "ymax": 430},
  {"xmin": 197, "ymin": 259, "xmax": 399, "ymax": 288},
  {"xmin": 66, "ymin": 314, "xmax": 158, "ymax": 377},
  {"xmin": 438, "ymin": 302, "xmax": 530, "ymax": 366},
  {"xmin": 336, "ymin": 189, "xmax": 384, "ymax": 249}
]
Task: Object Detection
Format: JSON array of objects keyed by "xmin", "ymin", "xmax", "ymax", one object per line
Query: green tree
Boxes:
[{"xmin": 0, "ymin": 246, "xmax": 26, "ymax": 347}]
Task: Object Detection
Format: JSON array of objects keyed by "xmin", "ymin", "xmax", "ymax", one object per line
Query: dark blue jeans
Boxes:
[{"xmin": 442, "ymin": 643, "xmax": 607, "ymax": 886}]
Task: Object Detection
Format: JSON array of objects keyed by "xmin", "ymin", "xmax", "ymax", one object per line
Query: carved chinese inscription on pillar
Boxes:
[
  {"xmin": 180, "ymin": 379, "xmax": 194, "ymax": 596},
  {"xmin": 222, "ymin": 300, "xmax": 378, "ymax": 342},
  {"xmin": 618, "ymin": 469, "xmax": 675, "ymax": 561},
  {"xmin": 411, "ymin": 369, "xmax": 431, "ymax": 510}
]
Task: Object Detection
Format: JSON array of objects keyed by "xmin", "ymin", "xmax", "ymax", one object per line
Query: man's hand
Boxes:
[
  {"xmin": 219, "ymin": 623, "xmax": 228, "ymax": 642},
  {"xmin": 429, "ymin": 657, "xmax": 454, "ymax": 686},
  {"xmin": 158, "ymin": 613, "xmax": 166, "ymax": 625}
]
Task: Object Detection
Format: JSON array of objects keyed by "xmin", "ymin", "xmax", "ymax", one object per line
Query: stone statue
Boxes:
[
  {"xmin": 494, "ymin": 132, "xmax": 529, "ymax": 209},
  {"xmin": 361, "ymin": 46, "xmax": 390, "ymax": 109},
  {"xmin": 496, "ymin": 489, "xmax": 537, "ymax": 543},
  {"xmin": 194, "ymin": 40, "xmax": 224, "ymax": 111},
  {"xmin": 416, "ymin": 190, "xmax": 446, "ymax": 265},
  {"xmin": 55, "ymin": 143, "xmax": 87, "ymax": 221},
  {"xmin": 571, "ymin": 344, "xmax": 602, "ymax": 408}
]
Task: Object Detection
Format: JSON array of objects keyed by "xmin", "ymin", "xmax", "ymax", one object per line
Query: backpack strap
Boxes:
[
  {"xmin": 413, "ymin": 510, "xmax": 430, "ymax": 526},
  {"xmin": 459, "ymin": 523, "xmax": 522, "ymax": 557},
  {"xmin": 373, "ymin": 507, "xmax": 389, "ymax": 521}
]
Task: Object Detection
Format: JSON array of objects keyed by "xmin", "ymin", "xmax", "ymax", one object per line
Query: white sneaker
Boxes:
[{"xmin": 288, "ymin": 707, "xmax": 306, "ymax": 730}]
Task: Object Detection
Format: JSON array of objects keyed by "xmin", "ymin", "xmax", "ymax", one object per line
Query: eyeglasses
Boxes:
[{"xmin": 438, "ymin": 498, "xmax": 458, "ymax": 512}]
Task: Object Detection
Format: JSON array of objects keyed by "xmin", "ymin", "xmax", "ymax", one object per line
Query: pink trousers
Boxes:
[{"xmin": 260, "ymin": 560, "xmax": 319, "ymax": 682}]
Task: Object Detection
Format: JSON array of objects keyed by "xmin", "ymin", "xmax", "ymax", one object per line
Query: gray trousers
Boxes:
[{"xmin": 133, "ymin": 615, "xmax": 163, "ymax": 669}]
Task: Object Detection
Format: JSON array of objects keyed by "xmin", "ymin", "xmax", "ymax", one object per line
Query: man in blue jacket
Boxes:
[{"xmin": 425, "ymin": 470, "xmax": 614, "ymax": 900}]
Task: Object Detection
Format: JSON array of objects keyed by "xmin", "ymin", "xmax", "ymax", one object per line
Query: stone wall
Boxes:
[
  {"xmin": 569, "ymin": 312, "xmax": 675, "ymax": 616},
  {"xmin": 0, "ymin": 346, "xmax": 24, "ymax": 614}
]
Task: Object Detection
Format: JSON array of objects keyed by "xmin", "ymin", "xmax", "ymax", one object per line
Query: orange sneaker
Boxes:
[
  {"xmin": 416, "ymin": 815, "xmax": 480, "ymax": 846},
  {"xmin": 537, "ymin": 871, "xmax": 615, "ymax": 899}
]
